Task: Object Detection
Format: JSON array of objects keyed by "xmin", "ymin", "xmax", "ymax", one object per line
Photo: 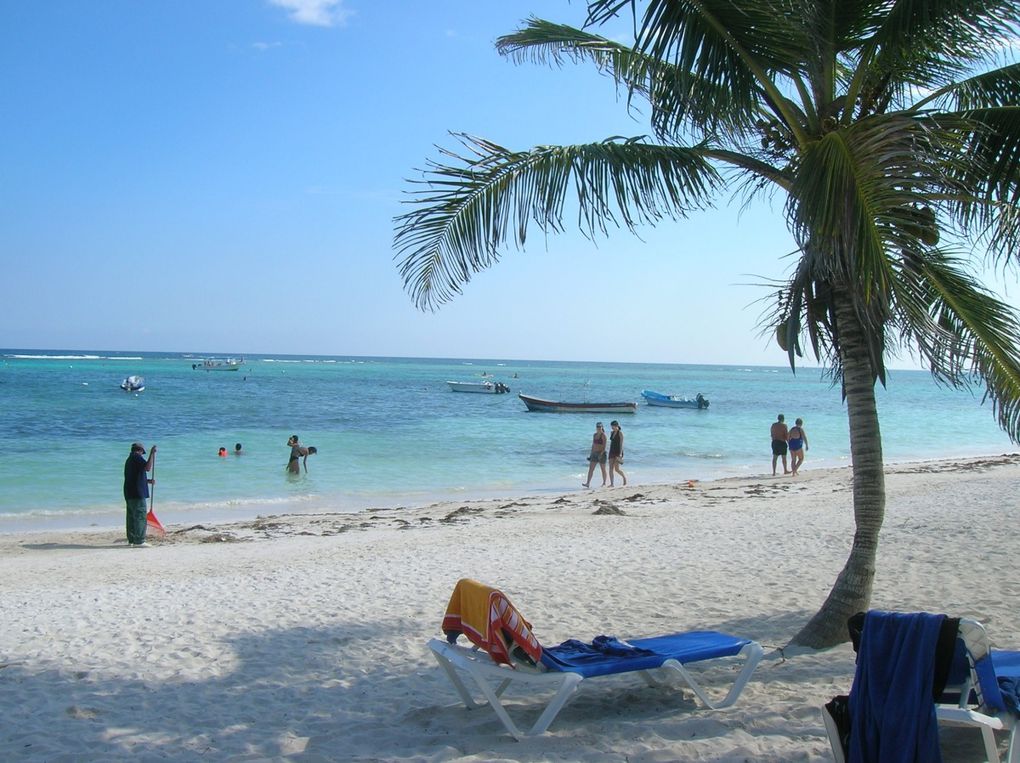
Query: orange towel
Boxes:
[{"xmin": 441, "ymin": 578, "xmax": 543, "ymax": 666}]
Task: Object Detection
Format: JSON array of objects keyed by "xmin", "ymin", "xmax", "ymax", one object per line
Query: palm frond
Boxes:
[
  {"xmin": 393, "ymin": 134, "xmax": 722, "ymax": 310},
  {"xmin": 918, "ymin": 64, "xmax": 1020, "ymax": 111},
  {"xmin": 854, "ymin": 0, "xmax": 1020, "ymax": 112},
  {"xmin": 931, "ymin": 106, "xmax": 1020, "ymax": 260},
  {"xmin": 891, "ymin": 248, "xmax": 1020, "ymax": 440},
  {"xmin": 585, "ymin": 0, "xmax": 815, "ymax": 145},
  {"xmin": 791, "ymin": 130, "xmax": 885, "ymax": 278},
  {"xmin": 496, "ymin": 18, "xmax": 761, "ymax": 143},
  {"xmin": 588, "ymin": 0, "xmax": 816, "ymax": 73},
  {"xmin": 784, "ymin": 113, "xmax": 980, "ymax": 380}
]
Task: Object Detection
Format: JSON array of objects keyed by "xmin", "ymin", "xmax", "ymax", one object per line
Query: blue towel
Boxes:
[
  {"xmin": 591, "ymin": 635, "xmax": 656, "ymax": 656},
  {"xmin": 849, "ymin": 611, "xmax": 945, "ymax": 763},
  {"xmin": 990, "ymin": 650, "xmax": 1020, "ymax": 714},
  {"xmin": 551, "ymin": 636, "xmax": 655, "ymax": 659},
  {"xmin": 1000, "ymin": 677, "xmax": 1020, "ymax": 714}
]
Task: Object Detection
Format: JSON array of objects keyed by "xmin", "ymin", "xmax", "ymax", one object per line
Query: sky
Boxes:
[{"xmin": 1, "ymin": 0, "xmax": 1016, "ymax": 366}]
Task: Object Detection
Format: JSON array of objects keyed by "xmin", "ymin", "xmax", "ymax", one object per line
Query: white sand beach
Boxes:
[{"xmin": 2, "ymin": 456, "xmax": 1019, "ymax": 761}]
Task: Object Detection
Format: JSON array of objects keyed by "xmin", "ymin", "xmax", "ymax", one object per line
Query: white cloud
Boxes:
[
  {"xmin": 252, "ymin": 41, "xmax": 284, "ymax": 51},
  {"xmin": 268, "ymin": 0, "xmax": 353, "ymax": 28}
]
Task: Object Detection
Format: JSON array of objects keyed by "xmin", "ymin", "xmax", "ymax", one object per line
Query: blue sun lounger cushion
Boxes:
[{"xmin": 540, "ymin": 631, "xmax": 753, "ymax": 679}]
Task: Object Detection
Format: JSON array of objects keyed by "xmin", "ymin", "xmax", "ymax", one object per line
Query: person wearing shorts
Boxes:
[{"xmin": 770, "ymin": 414, "xmax": 790, "ymax": 476}]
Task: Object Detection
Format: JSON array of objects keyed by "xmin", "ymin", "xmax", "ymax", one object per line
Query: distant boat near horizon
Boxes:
[
  {"xmin": 192, "ymin": 357, "xmax": 243, "ymax": 371},
  {"xmin": 641, "ymin": 390, "xmax": 710, "ymax": 409},
  {"xmin": 518, "ymin": 393, "xmax": 637, "ymax": 414},
  {"xmin": 447, "ymin": 380, "xmax": 511, "ymax": 394}
]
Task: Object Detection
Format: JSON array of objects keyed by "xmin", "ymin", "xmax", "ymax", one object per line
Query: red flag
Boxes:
[{"xmin": 146, "ymin": 509, "xmax": 166, "ymax": 539}]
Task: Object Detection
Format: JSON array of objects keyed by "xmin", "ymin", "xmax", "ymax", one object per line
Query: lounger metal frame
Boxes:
[{"xmin": 428, "ymin": 636, "xmax": 764, "ymax": 739}]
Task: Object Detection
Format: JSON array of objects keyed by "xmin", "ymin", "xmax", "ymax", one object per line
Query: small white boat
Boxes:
[
  {"xmin": 192, "ymin": 357, "xmax": 243, "ymax": 371},
  {"xmin": 447, "ymin": 380, "xmax": 511, "ymax": 394},
  {"xmin": 121, "ymin": 375, "xmax": 145, "ymax": 392}
]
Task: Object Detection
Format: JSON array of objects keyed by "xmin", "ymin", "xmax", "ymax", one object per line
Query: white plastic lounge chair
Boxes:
[
  {"xmin": 936, "ymin": 618, "xmax": 1019, "ymax": 763},
  {"xmin": 429, "ymin": 580, "xmax": 764, "ymax": 739},
  {"xmin": 822, "ymin": 613, "xmax": 1019, "ymax": 763}
]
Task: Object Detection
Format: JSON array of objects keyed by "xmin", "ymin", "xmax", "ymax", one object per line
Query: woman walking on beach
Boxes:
[
  {"xmin": 582, "ymin": 422, "xmax": 608, "ymax": 488},
  {"xmin": 608, "ymin": 420, "xmax": 626, "ymax": 487},
  {"xmin": 788, "ymin": 418, "xmax": 809, "ymax": 476}
]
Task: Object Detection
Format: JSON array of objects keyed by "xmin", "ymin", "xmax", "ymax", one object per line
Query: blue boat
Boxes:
[{"xmin": 641, "ymin": 390, "xmax": 709, "ymax": 409}]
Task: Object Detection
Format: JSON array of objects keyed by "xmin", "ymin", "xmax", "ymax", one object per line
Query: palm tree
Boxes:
[{"xmin": 393, "ymin": 0, "xmax": 1020, "ymax": 647}]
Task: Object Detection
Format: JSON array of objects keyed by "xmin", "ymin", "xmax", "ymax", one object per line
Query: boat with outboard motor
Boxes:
[
  {"xmin": 447, "ymin": 380, "xmax": 511, "ymax": 394},
  {"xmin": 641, "ymin": 390, "xmax": 710, "ymax": 409}
]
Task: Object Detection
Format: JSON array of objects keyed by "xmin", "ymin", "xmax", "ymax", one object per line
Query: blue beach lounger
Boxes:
[
  {"xmin": 822, "ymin": 612, "xmax": 1020, "ymax": 763},
  {"xmin": 429, "ymin": 579, "xmax": 764, "ymax": 739}
]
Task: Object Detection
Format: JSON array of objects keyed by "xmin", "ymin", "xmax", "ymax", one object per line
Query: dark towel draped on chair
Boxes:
[{"xmin": 848, "ymin": 611, "xmax": 947, "ymax": 763}]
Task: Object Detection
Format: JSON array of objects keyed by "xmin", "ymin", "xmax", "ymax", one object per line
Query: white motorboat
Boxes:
[
  {"xmin": 192, "ymin": 357, "xmax": 243, "ymax": 371},
  {"xmin": 447, "ymin": 380, "xmax": 510, "ymax": 394},
  {"xmin": 121, "ymin": 375, "xmax": 145, "ymax": 392}
]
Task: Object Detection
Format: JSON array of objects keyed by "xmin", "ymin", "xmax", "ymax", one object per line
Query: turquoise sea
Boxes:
[{"xmin": 1, "ymin": 349, "xmax": 1015, "ymax": 532}]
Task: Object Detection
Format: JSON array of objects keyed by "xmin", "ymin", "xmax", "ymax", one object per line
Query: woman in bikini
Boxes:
[
  {"xmin": 582, "ymin": 422, "xmax": 608, "ymax": 488},
  {"xmin": 608, "ymin": 420, "xmax": 626, "ymax": 487},
  {"xmin": 788, "ymin": 418, "xmax": 809, "ymax": 476}
]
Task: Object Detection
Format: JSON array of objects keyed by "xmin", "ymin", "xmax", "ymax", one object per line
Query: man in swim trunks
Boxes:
[{"xmin": 770, "ymin": 414, "xmax": 790, "ymax": 476}]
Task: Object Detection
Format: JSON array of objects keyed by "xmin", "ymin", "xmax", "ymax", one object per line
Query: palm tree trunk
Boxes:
[{"xmin": 790, "ymin": 292, "xmax": 886, "ymax": 648}]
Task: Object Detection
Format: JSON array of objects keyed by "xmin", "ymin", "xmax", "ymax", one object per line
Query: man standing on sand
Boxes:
[
  {"xmin": 770, "ymin": 414, "xmax": 790, "ymax": 476},
  {"xmin": 124, "ymin": 442, "xmax": 156, "ymax": 547}
]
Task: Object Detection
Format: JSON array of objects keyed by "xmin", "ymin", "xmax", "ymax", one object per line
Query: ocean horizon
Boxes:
[{"xmin": 2, "ymin": 348, "xmax": 1015, "ymax": 533}]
